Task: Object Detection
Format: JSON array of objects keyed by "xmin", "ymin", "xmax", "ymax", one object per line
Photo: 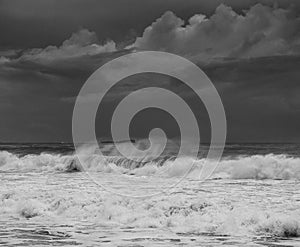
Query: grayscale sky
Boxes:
[{"xmin": 0, "ymin": 0, "xmax": 300, "ymax": 142}]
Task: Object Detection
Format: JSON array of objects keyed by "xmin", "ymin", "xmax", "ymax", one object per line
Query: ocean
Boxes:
[{"xmin": 0, "ymin": 142, "xmax": 300, "ymax": 246}]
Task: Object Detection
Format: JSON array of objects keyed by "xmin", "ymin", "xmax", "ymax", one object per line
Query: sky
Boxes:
[{"xmin": 0, "ymin": 0, "xmax": 300, "ymax": 143}]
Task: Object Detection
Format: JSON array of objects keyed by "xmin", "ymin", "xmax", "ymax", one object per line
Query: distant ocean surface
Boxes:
[
  {"xmin": 0, "ymin": 142, "xmax": 300, "ymax": 246},
  {"xmin": 2, "ymin": 142, "xmax": 300, "ymax": 157}
]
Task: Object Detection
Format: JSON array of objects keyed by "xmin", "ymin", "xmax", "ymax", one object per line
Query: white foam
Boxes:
[{"xmin": 2, "ymin": 188, "xmax": 299, "ymax": 238}]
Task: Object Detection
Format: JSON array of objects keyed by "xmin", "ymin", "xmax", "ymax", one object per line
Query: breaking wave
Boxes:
[{"xmin": 0, "ymin": 149, "xmax": 300, "ymax": 180}]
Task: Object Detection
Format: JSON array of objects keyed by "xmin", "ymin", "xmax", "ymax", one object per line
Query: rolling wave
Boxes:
[{"xmin": 0, "ymin": 150, "xmax": 299, "ymax": 180}]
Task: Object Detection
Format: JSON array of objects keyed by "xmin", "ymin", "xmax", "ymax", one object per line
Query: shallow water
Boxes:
[{"xmin": 1, "ymin": 171, "xmax": 300, "ymax": 246}]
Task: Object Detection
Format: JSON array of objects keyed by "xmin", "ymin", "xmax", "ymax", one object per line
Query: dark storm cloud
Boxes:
[{"xmin": 1, "ymin": 54, "xmax": 299, "ymax": 142}]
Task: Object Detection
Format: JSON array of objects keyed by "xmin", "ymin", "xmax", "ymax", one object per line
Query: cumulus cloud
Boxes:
[
  {"xmin": 0, "ymin": 28, "xmax": 127, "ymax": 81},
  {"xmin": 134, "ymin": 4, "xmax": 300, "ymax": 60},
  {"xmin": 0, "ymin": 56, "xmax": 10, "ymax": 64},
  {"xmin": 17, "ymin": 28, "xmax": 116, "ymax": 63}
]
